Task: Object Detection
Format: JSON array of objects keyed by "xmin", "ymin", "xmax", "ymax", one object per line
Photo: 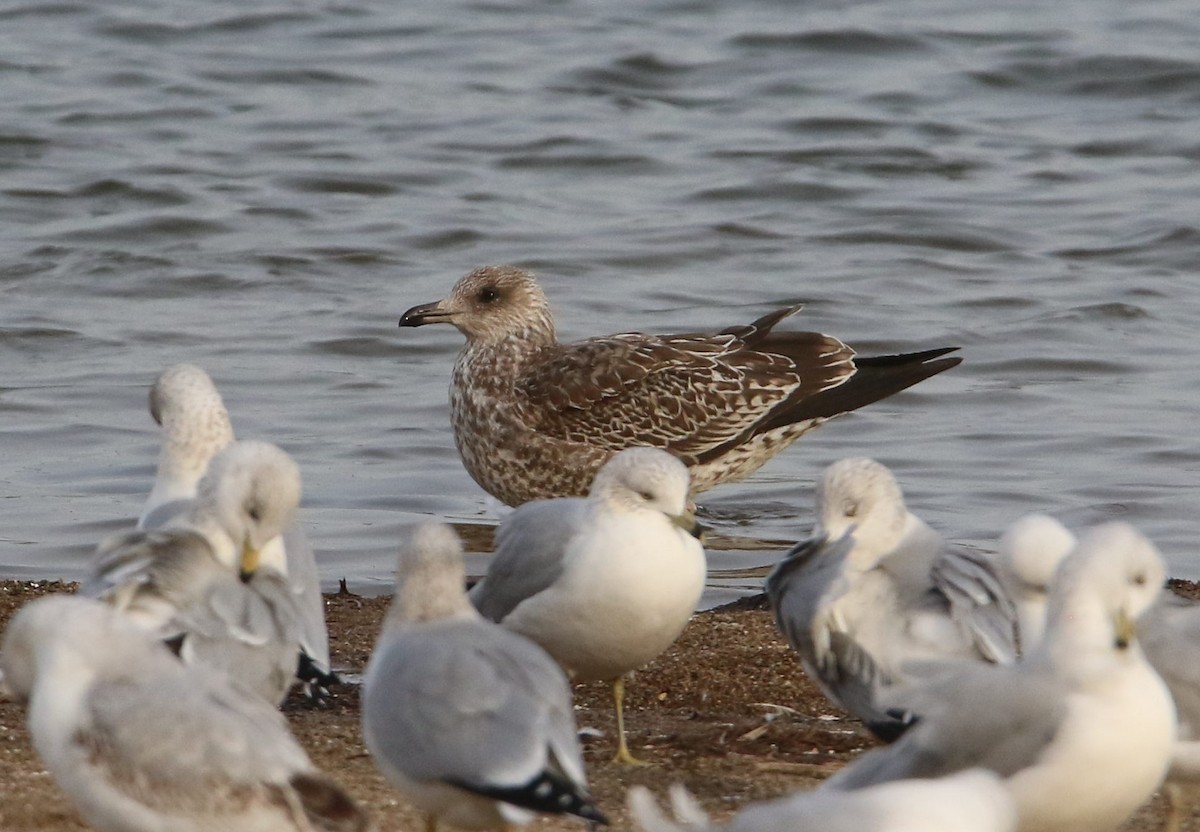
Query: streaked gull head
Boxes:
[
  {"xmin": 399, "ymin": 265, "xmax": 555, "ymax": 344},
  {"xmin": 814, "ymin": 458, "xmax": 907, "ymax": 566},
  {"xmin": 192, "ymin": 440, "xmax": 301, "ymax": 572},
  {"xmin": 148, "ymin": 363, "xmax": 234, "ymax": 449},
  {"xmin": 387, "ymin": 522, "xmax": 475, "ymax": 625}
]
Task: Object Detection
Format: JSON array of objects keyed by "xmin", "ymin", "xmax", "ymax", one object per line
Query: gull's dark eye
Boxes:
[
  {"xmin": 844, "ymin": 501, "xmax": 858, "ymax": 518},
  {"xmin": 247, "ymin": 503, "xmax": 262, "ymax": 522},
  {"xmin": 1133, "ymin": 573, "xmax": 1147, "ymax": 586},
  {"xmin": 478, "ymin": 286, "xmax": 499, "ymax": 303},
  {"xmin": 639, "ymin": 490, "xmax": 654, "ymax": 502}
]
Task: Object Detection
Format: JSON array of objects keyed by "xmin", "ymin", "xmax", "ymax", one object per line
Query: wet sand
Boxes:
[{"xmin": 0, "ymin": 580, "xmax": 1192, "ymax": 831}]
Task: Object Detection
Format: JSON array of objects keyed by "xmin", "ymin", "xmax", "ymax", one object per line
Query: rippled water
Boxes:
[{"xmin": 4, "ymin": 0, "xmax": 1200, "ymax": 597}]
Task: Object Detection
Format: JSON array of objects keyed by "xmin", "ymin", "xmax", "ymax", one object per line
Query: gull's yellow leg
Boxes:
[
  {"xmin": 611, "ymin": 676, "xmax": 650, "ymax": 766},
  {"xmin": 1165, "ymin": 784, "xmax": 1183, "ymax": 832}
]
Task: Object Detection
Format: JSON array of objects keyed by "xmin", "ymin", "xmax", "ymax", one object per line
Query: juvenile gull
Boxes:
[
  {"xmin": 84, "ymin": 440, "xmax": 307, "ymax": 706},
  {"xmin": 137, "ymin": 363, "xmax": 333, "ymax": 693},
  {"xmin": 628, "ymin": 768, "xmax": 1017, "ymax": 832},
  {"xmin": 469, "ymin": 446, "xmax": 707, "ymax": 764},
  {"xmin": 0, "ymin": 595, "xmax": 371, "ymax": 832},
  {"xmin": 823, "ymin": 521, "xmax": 1175, "ymax": 832},
  {"xmin": 362, "ymin": 523, "xmax": 606, "ymax": 831},
  {"xmin": 766, "ymin": 458, "xmax": 1018, "ymax": 736},
  {"xmin": 399, "ymin": 266, "xmax": 961, "ymax": 505}
]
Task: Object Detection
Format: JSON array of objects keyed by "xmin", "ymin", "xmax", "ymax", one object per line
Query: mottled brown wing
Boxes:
[{"xmin": 516, "ymin": 313, "xmax": 855, "ymax": 461}]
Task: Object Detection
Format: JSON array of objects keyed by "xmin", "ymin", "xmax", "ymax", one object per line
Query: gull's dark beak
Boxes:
[{"xmin": 399, "ymin": 300, "xmax": 454, "ymax": 327}]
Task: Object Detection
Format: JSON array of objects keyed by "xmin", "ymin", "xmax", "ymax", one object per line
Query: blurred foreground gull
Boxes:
[
  {"xmin": 992, "ymin": 514, "xmax": 1076, "ymax": 651},
  {"xmin": 362, "ymin": 523, "xmax": 606, "ymax": 831},
  {"xmin": 0, "ymin": 595, "xmax": 371, "ymax": 832},
  {"xmin": 469, "ymin": 446, "xmax": 707, "ymax": 764},
  {"xmin": 628, "ymin": 768, "xmax": 1017, "ymax": 832},
  {"xmin": 137, "ymin": 363, "xmax": 333, "ymax": 691},
  {"xmin": 824, "ymin": 521, "xmax": 1175, "ymax": 832},
  {"xmin": 399, "ymin": 266, "xmax": 961, "ymax": 505},
  {"xmin": 1003, "ymin": 516, "xmax": 1200, "ymax": 825},
  {"xmin": 766, "ymin": 458, "xmax": 1018, "ymax": 736},
  {"xmin": 1139, "ymin": 589, "xmax": 1200, "ymax": 832},
  {"xmin": 84, "ymin": 440, "xmax": 307, "ymax": 706}
]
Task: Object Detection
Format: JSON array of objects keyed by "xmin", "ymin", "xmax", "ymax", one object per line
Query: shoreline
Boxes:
[{"xmin": 0, "ymin": 580, "xmax": 1191, "ymax": 831}]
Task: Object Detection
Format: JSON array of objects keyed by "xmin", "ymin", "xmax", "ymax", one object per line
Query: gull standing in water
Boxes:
[
  {"xmin": 469, "ymin": 446, "xmax": 707, "ymax": 764},
  {"xmin": 362, "ymin": 523, "xmax": 606, "ymax": 831},
  {"xmin": 823, "ymin": 521, "xmax": 1175, "ymax": 832},
  {"xmin": 83, "ymin": 440, "xmax": 307, "ymax": 706},
  {"xmin": 0, "ymin": 595, "xmax": 371, "ymax": 832},
  {"xmin": 399, "ymin": 266, "xmax": 960, "ymax": 505},
  {"xmin": 136, "ymin": 363, "xmax": 333, "ymax": 693},
  {"xmin": 766, "ymin": 458, "xmax": 1017, "ymax": 736}
]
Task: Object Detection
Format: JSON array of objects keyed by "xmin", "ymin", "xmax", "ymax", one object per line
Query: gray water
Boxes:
[{"xmin": 4, "ymin": 0, "xmax": 1200, "ymax": 599}]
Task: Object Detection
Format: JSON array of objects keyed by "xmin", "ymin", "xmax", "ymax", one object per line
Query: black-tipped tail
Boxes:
[
  {"xmin": 759, "ymin": 347, "xmax": 961, "ymax": 433},
  {"xmin": 452, "ymin": 770, "xmax": 609, "ymax": 825},
  {"xmin": 297, "ymin": 652, "xmax": 341, "ymax": 708}
]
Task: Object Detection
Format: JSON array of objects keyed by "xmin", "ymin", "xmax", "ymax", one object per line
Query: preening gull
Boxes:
[
  {"xmin": 137, "ymin": 364, "xmax": 333, "ymax": 692},
  {"xmin": 469, "ymin": 446, "xmax": 707, "ymax": 764},
  {"xmin": 399, "ymin": 266, "xmax": 961, "ymax": 506},
  {"xmin": 0, "ymin": 595, "xmax": 370, "ymax": 832},
  {"xmin": 993, "ymin": 514, "xmax": 1076, "ymax": 652},
  {"xmin": 84, "ymin": 440, "xmax": 308, "ymax": 706},
  {"xmin": 823, "ymin": 521, "xmax": 1175, "ymax": 832},
  {"xmin": 362, "ymin": 523, "xmax": 606, "ymax": 831},
  {"xmin": 766, "ymin": 458, "xmax": 1017, "ymax": 737},
  {"xmin": 628, "ymin": 768, "xmax": 1017, "ymax": 832}
]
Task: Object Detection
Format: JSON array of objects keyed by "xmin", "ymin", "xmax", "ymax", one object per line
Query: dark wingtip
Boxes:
[
  {"xmin": 867, "ymin": 708, "xmax": 920, "ymax": 743},
  {"xmin": 756, "ymin": 346, "xmax": 962, "ymax": 433},
  {"xmin": 451, "ymin": 770, "xmax": 607, "ymax": 824}
]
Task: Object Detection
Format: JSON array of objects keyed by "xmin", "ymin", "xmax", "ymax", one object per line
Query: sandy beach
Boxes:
[{"xmin": 0, "ymin": 579, "xmax": 1191, "ymax": 832}]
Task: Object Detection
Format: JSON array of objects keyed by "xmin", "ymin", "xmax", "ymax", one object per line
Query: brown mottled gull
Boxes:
[{"xmin": 399, "ymin": 266, "xmax": 961, "ymax": 506}]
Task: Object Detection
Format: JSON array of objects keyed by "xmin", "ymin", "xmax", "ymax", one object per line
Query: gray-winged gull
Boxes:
[
  {"xmin": 136, "ymin": 363, "xmax": 333, "ymax": 694},
  {"xmin": 766, "ymin": 458, "xmax": 1018, "ymax": 737},
  {"xmin": 469, "ymin": 446, "xmax": 706, "ymax": 764},
  {"xmin": 399, "ymin": 266, "xmax": 960, "ymax": 505},
  {"xmin": 362, "ymin": 522, "xmax": 606, "ymax": 831},
  {"xmin": 822, "ymin": 521, "xmax": 1175, "ymax": 832},
  {"xmin": 84, "ymin": 440, "xmax": 307, "ymax": 706},
  {"xmin": 0, "ymin": 594, "xmax": 371, "ymax": 832}
]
